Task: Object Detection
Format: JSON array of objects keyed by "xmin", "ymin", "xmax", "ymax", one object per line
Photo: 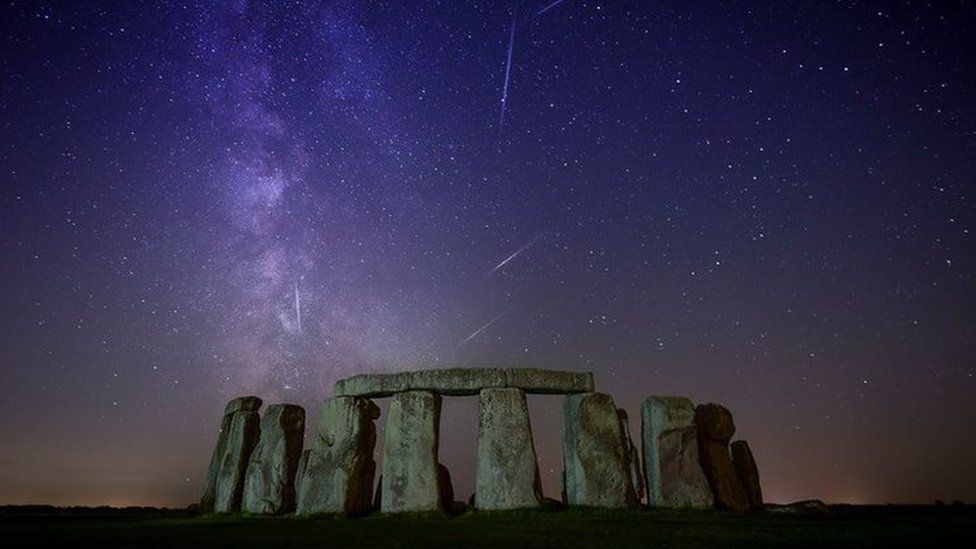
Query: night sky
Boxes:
[{"xmin": 2, "ymin": 0, "xmax": 974, "ymax": 507}]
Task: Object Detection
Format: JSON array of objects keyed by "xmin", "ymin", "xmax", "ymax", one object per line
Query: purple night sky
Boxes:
[{"xmin": 1, "ymin": 0, "xmax": 974, "ymax": 507}]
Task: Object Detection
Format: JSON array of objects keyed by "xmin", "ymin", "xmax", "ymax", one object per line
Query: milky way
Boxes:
[{"xmin": 1, "ymin": 1, "xmax": 974, "ymax": 507}]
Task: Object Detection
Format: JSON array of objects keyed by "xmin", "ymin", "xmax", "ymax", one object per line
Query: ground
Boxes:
[{"xmin": 1, "ymin": 505, "xmax": 972, "ymax": 548}]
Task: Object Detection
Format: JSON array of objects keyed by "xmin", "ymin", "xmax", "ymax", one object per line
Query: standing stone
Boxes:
[
  {"xmin": 658, "ymin": 427, "xmax": 713, "ymax": 508},
  {"xmin": 200, "ymin": 396, "xmax": 262, "ymax": 514},
  {"xmin": 695, "ymin": 403, "xmax": 749, "ymax": 513},
  {"xmin": 562, "ymin": 392, "xmax": 638, "ymax": 508},
  {"xmin": 731, "ymin": 440, "xmax": 763, "ymax": 509},
  {"xmin": 616, "ymin": 409, "xmax": 645, "ymax": 504},
  {"xmin": 641, "ymin": 396, "xmax": 712, "ymax": 508},
  {"xmin": 696, "ymin": 403, "xmax": 736, "ymax": 441},
  {"xmin": 475, "ymin": 388, "xmax": 543, "ymax": 510},
  {"xmin": 242, "ymin": 404, "xmax": 305, "ymax": 515},
  {"xmin": 214, "ymin": 406, "xmax": 263, "ymax": 513},
  {"xmin": 295, "ymin": 397, "xmax": 379, "ymax": 515},
  {"xmin": 200, "ymin": 415, "xmax": 233, "ymax": 513},
  {"xmin": 641, "ymin": 396, "xmax": 712, "ymax": 507},
  {"xmin": 438, "ymin": 464, "xmax": 455, "ymax": 508},
  {"xmin": 382, "ymin": 390, "xmax": 442, "ymax": 512}
]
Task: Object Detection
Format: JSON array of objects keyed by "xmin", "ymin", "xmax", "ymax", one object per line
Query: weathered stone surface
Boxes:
[
  {"xmin": 200, "ymin": 413, "xmax": 233, "ymax": 513},
  {"xmin": 212, "ymin": 404, "xmax": 262, "ymax": 513},
  {"xmin": 695, "ymin": 403, "xmax": 749, "ymax": 513},
  {"xmin": 616, "ymin": 409, "xmax": 645, "ymax": 504},
  {"xmin": 640, "ymin": 395, "xmax": 697, "ymax": 507},
  {"xmin": 201, "ymin": 397, "xmax": 263, "ymax": 513},
  {"xmin": 475, "ymin": 388, "xmax": 542, "ymax": 510},
  {"xmin": 382, "ymin": 391, "xmax": 442, "ymax": 512},
  {"xmin": 658, "ymin": 427, "xmax": 713, "ymax": 508},
  {"xmin": 335, "ymin": 368, "xmax": 593, "ymax": 397},
  {"xmin": 562, "ymin": 392, "xmax": 638, "ymax": 508},
  {"xmin": 731, "ymin": 440, "xmax": 763, "ymax": 509},
  {"xmin": 698, "ymin": 440, "xmax": 747, "ymax": 512},
  {"xmin": 242, "ymin": 404, "xmax": 305, "ymax": 515},
  {"xmin": 337, "ymin": 369, "xmax": 504, "ymax": 397},
  {"xmin": 438, "ymin": 463, "xmax": 454, "ymax": 508},
  {"xmin": 504, "ymin": 368, "xmax": 594, "ymax": 394},
  {"xmin": 695, "ymin": 403, "xmax": 736, "ymax": 443},
  {"xmin": 295, "ymin": 397, "xmax": 379, "ymax": 515},
  {"xmin": 224, "ymin": 396, "xmax": 262, "ymax": 415}
]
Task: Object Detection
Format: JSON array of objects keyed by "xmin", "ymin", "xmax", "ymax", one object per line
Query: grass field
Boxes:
[{"xmin": 1, "ymin": 505, "xmax": 972, "ymax": 548}]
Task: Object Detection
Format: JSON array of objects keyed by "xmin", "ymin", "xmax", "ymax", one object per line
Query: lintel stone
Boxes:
[{"xmin": 335, "ymin": 367, "xmax": 593, "ymax": 397}]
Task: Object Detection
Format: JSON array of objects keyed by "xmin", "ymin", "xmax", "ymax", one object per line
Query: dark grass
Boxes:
[{"xmin": 1, "ymin": 505, "xmax": 973, "ymax": 548}]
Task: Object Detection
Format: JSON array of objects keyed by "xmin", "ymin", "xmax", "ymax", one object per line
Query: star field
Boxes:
[{"xmin": 1, "ymin": 1, "xmax": 974, "ymax": 506}]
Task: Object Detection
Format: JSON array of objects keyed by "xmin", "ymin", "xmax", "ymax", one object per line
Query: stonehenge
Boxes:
[{"xmin": 200, "ymin": 367, "xmax": 764, "ymax": 516}]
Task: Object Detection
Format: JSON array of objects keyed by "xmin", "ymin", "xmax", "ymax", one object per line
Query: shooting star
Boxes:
[
  {"xmin": 460, "ymin": 313, "xmax": 506, "ymax": 345},
  {"xmin": 294, "ymin": 281, "xmax": 302, "ymax": 333},
  {"xmin": 537, "ymin": 0, "xmax": 568, "ymax": 15},
  {"xmin": 490, "ymin": 232, "xmax": 547, "ymax": 273},
  {"xmin": 498, "ymin": 8, "xmax": 517, "ymax": 135}
]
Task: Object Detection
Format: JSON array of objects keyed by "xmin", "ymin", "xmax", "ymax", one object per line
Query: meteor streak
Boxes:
[
  {"xmin": 498, "ymin": 9, "xmax": 517, "ymax": 135},
  {"xmin": 460, "ymin": 313, "xmax": 506, "ymax": 344},
  {"xmin": 294, "ymin": 281, "xmax": 302, "ymax": 332},
  {"xmin": 490, "ymin": 232, "xmax": 546, "ymax": 273},
  {"xmin": 537, "ymin": 0, "xmax": 568, "ymax": 15}
]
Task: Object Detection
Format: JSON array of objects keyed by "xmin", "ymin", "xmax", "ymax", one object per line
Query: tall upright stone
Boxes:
[
  {"xmin": 475, "ymin": 388, "xmax": 543, "ymax": 510},
  {"xmin": 295, "ymin": 397, "xmax": 379, "ymax": 515},
  {"xmin": 200, "ymin": 396, "xmax": 262, "ymax": 514},
  {"xmin": 731, "ymin": 440, "xmax": 763, "ymax": 510},
  {"xmin": 241, "ymin": 404, "xmax": 305, "ymax": 515},
  {"xmin": 616, "ymin": 409, "xmax": 645, "ymax": 504},
  {"xmin": 382, "ymin": 390, "xmax": 442, "ymax": 512},
  {"xmin": 562, "ymin": 392, "xmax": 637, "ymax": 508},
  {"xmin": 200, "ymin": 415, "xmax": 233, "ymax": 514},
  {"xmin": 695, "ymin": 403, "xmax": 749, "ymax": 513},
  {"xmin": 641, "ymin": 396, "xmax": 712, "ymax": 508}
]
